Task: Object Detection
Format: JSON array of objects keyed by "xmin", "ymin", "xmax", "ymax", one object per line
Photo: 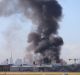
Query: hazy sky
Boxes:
[
  {"xmin": 59, "ymin": 0, "xmax": 80, "ymax": 64},
  {"xmin": 0, "ymin": 0, "xmax": 80, "ymax": 64}
]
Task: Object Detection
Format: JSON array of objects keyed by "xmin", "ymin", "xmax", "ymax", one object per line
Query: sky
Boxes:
[
  {"xmin": 0, "ymin": 0, "xmax": 80, "ymax": 64},
  {"xmin": 59, "ymin": 0, "xmax": 80, "ymax": 64}
]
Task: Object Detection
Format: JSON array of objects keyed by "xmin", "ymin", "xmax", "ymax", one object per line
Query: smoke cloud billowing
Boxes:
[
  {"xmin": 22, "ymin": 0, "xmax": 64, "ymax": 64},
  {"xmin": 0, "ymin": 0, "xmax": 64, "ymax": 64}
]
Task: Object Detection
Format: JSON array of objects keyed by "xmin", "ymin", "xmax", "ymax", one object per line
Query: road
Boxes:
[{"xmin": 0, "ymin": 72, "xmax": 80, "ymax": 75}]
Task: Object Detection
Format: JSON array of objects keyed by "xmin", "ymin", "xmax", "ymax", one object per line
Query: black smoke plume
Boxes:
[{"xmin": 25, "ymin": 0, "xmax": 64, "ymax": 64}]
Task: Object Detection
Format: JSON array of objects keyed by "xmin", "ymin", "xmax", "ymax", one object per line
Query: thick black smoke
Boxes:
[{"xmin": 26, "ymin": 0, "xmax": 64, "ymax": 64}]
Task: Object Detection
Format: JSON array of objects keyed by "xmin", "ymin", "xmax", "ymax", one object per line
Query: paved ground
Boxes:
[{"xmin": 0, "ymin": 72, "xmax": 80, "ymax": 75}]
